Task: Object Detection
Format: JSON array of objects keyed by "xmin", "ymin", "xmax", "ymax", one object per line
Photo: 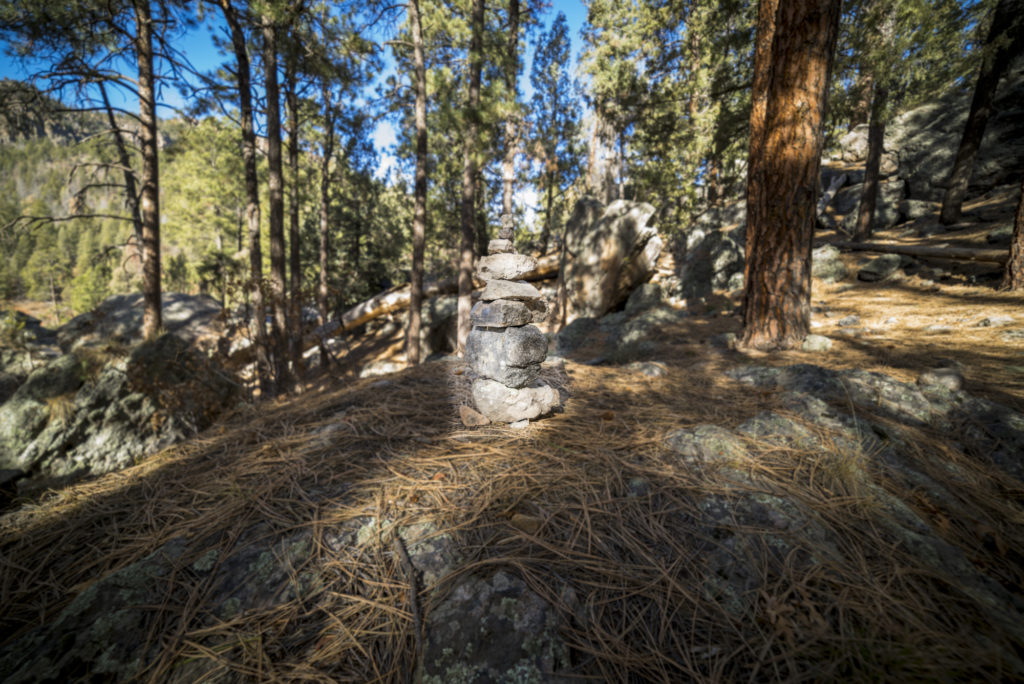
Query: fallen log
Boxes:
[
  {"xmin": 229, "ymin": 253, "xmax": 562, "ymax": 367},
  {"xmin": 836, "ymin": 241, "xmax": 1008, "ymax": 265}
]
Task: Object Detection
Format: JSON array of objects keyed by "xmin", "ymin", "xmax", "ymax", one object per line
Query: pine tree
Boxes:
[
  {"xmin": 528, "ymin": 12, "xmax": 581, "ymax": 256},
  {"xmin": 741, "ymin": 0, "xmax": 842, "ymax": 351},
  {"xmin": 456, "ymin": 0, "xmax": 485, "ymax": 355},
  {"xmin": 940, "ymin": 0, "xmax": 1024, "ymax": 224},
  {"xmin": 217, "ymin": 0, "xmax": 273, "ymax": 395}
]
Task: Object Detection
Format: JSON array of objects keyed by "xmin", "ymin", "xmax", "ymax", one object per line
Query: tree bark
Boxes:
[
  {"xmin": 457, "ymin": 0, "xmax": 484, "ymax": 354},
  {"xmin": 285, "ymin": 61, "xmax": 303, "ymax": 384},
  {"xmin": 501, "ymin": 0, "xmax": 519, "ymax": 223},
  {"xmin": 262, "ymin": 16, "xmax": 291, "ymax": 391},
  {"xmin": 940, "ymin": 0, "xmax": 1024, "ymax": 224},
  {"xmin": 219, "ymin": 0, "xmax": 272, "ymax": 396},
  {"xmin": 1001, "ymin": 175, "xmax": 1024, "ymax": 289},
  {"xmin": 741, "ymin": 0, "xmax": 841, "ymax": 351},
  {"xmin": 405, "ymin": 0, "xmax": 428, "ymax": 365},
  {"xmin": 134, "ymin": 0, "xmax": 161, "ymax": 341},
  {"xmin": 318, "ymin": 80, "xmax": 335, "ymax": 367},
  {"xmin": 853, "ymin": 83, "xmax": 888, "ymax": 241}
]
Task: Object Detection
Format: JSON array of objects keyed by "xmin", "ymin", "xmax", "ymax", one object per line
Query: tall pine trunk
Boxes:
[
  {"xmin": 405, "ymin": 0, "xmax": 428, "ymax": 365},
  {"xmin": 853, "ymin": 83, "xmax": 888, "ymax": 241},
  {"xmin": 219, "ymin": 0, "xmax": 271, "ymax": 396},
  {"xmin": 134, "ymin": 0, "xmax": 161, "ymax": 341},
  {"xmin": 1002, "ymin": 174, "xmax": 1024, "ymax": 290},
  {"xmin": 285, "ymin": 63, "xmax": 303, "ymax": 385},
  {"xmin": 501, "ymin": 0, "xmax": 520, "ymax": 224},
  {"xmin": 262, "ymin": 17, "xmax": 291, "ymax": 391},
  {"xmin": 940, "ymin": 0, "xmax": 1024, "ymax": 224},
  {"xmin": 457, "ymin": 0, "xmax": 484, "ymax": 354},
  {"xmin": 318, "ymin": 81, "xmax": 335, "ymax": 367},
  {"xmin": 741, "ymin": 0, "xmax": 841, "ymax": 351}
]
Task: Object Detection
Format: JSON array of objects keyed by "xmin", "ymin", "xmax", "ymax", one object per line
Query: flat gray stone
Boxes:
[
  {"xmin": 488, "ymin": 238, "xmax": 514, "ymax": 254},
  {"xmin": 479, "ymin": 279, "xmax": 543, "ymax": 302},
  {"xmin": 477, "ymin": 253, "xmax": 537, "ymax": 281},
  {"xmin": 470, "ymin": 300, "xmax": 532, "ymax": 328},
  {"xmin": 472, "ymin": 378, "xmax": 560, "ymax": 423}
]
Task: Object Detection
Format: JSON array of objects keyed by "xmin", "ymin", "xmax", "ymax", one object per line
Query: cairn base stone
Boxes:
[{"xmin": 472, "ymin": 378, "xmax": 560, "ymax": 423}]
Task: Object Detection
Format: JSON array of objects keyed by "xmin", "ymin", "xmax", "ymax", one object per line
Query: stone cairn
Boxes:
[{"xmin": 466, "ymin": 219, "xmax": 561, "ymax": 424}]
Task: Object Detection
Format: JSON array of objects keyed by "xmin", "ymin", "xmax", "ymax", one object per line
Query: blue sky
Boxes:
[{"xmin": 0, "ymin": 2, "xmax": 589, "ymax": 159}]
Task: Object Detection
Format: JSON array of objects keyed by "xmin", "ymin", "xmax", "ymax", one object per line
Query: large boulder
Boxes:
[
  {"xmin": 675, "ymin": 226, "xmax": 745, "ymax": 300},
  {"xmin": 888, "ymin": 60, "xmax": 1024, "ymax": 202},
  {"xmin": 561, "ymin": 198, "xmax": 662, "ymax": 322},
  {"xmin": 834, "ymin": 178, "xmax": 907, "ymax": 232},
  {"xmin": 0, "ymin": 335, "xmax": 240, "ymax": 496},
  {"xmin": 57, "ymin": 293, "xmax": 225, "ymax": 353}
]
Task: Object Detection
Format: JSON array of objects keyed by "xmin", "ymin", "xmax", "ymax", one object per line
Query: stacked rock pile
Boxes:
[{"xmin": 466, "ymin": 231, "xmax": 561, "ymax": 424}]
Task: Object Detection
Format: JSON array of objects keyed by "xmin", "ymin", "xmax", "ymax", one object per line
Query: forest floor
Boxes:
[{"xmin": 2, "ymin": 195, "xmax": 1023, "ymax": 681}]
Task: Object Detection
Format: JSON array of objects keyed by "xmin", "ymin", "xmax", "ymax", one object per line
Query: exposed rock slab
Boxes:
[{"xmin": 421, "ymin": 571, "xmax": 570, "ymax": 683}]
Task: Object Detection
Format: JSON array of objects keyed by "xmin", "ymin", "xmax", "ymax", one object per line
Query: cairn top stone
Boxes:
[
  {"xmin": 498, "ymin": 213, "xmax": 514, "ymax": 240},
  {"xmin": 479, "ymin": 279, "xmax": 543, "ymax": 302},
  {"xmin": 488, "ymin": 239, "xmax": 514, "ymax": 254},
  {"xmin": 477, "ymin": 253, "xmax": 537, "ymax": 281}
]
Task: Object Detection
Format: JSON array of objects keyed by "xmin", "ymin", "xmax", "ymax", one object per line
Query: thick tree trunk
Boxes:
[
  {"xmin": 134, "ymin": 0, "xmax": 161, "ymax": 341},
  {"xmin": 457, "ymin": 0, "xmax": 484, "ymax": 354},
  {"xmin": 318, "ymin": 81, "xmax": 335, "ymax": 367},
  {"xmin": 940, "ymin": 0, "xmax": 1024, "ymax": 224},
  {"xmin": 501, "ymin": 0, "xmax": 519, "ymax": 223},
  {"xmin": 406, "ymin": 0, "xmax": 428, "ymax": 365},
  {"xmin": 853, "ymin": 84, "xmax": 888, "ymax": 241},
  {"xmin": 285, "ymin": 65, "xmax": 303, "ymax": 384},
  {"xmin": 262, "ymin": 17, "xmax": 291, "ymax": 391},
  {"xmin": 219, "ymin": 0, "xmax": 271, "ymax": 396},
  {"xmin": 741, "ymin": 0, "xmax": 841, "ymax": 351},
  {"xmin": 1001, "ymin": 175, "xmax": 1024, "ymax": 289}
]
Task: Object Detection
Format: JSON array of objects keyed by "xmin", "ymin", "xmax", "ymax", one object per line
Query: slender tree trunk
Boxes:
[
  {"xmin": 285, "ymin": 63, "xmax": 303, "ymax": 385},
  {"xmin": 741, "ymin": 0, "xmax": 841, "ymax": 350},
  {"xmin": 99, "ymin": 82, "xmax": 143, "ymax": 246},
  {"xmin": 850, "ymin": 68, "xmax": 873, "ymax": 130},
  {"xmin": 134, "ymin": 0, "xmax": 161, "ymax": 341},
  {"xmin": 940, "ymin": 0, "xmax": 1024, "ymax": 224},
  {"xmin": 219, "ymin": 0, "xmax": 271, "ymax": 396},
  {"xmin": 406, "ymin": 0, "xmax": 428, "ymax": 365},
  {"xmin": 853, "ymin": 83, "xmax": 888, "ymax": 241},
  {"xmin": 502, "ymin": 0, "xmax": 520, "ymax": 224},
  {"xmin": 457, "ymin": 0, "xmax": 484, "ymax": 354},
  {"xmin": 318, "ymin": 81, "xmax": 335, "ymax": 367},
  {"xmin": 540, "ymin": 174, "xmax": 554, "ymax": 255},
  {"xmin": 262, "ymin": 16, "xmax": 291, "ymax": 390},
  {"xmin": 1002, "ymin": 174, "xmax": 1024, "ymax": 289}
]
